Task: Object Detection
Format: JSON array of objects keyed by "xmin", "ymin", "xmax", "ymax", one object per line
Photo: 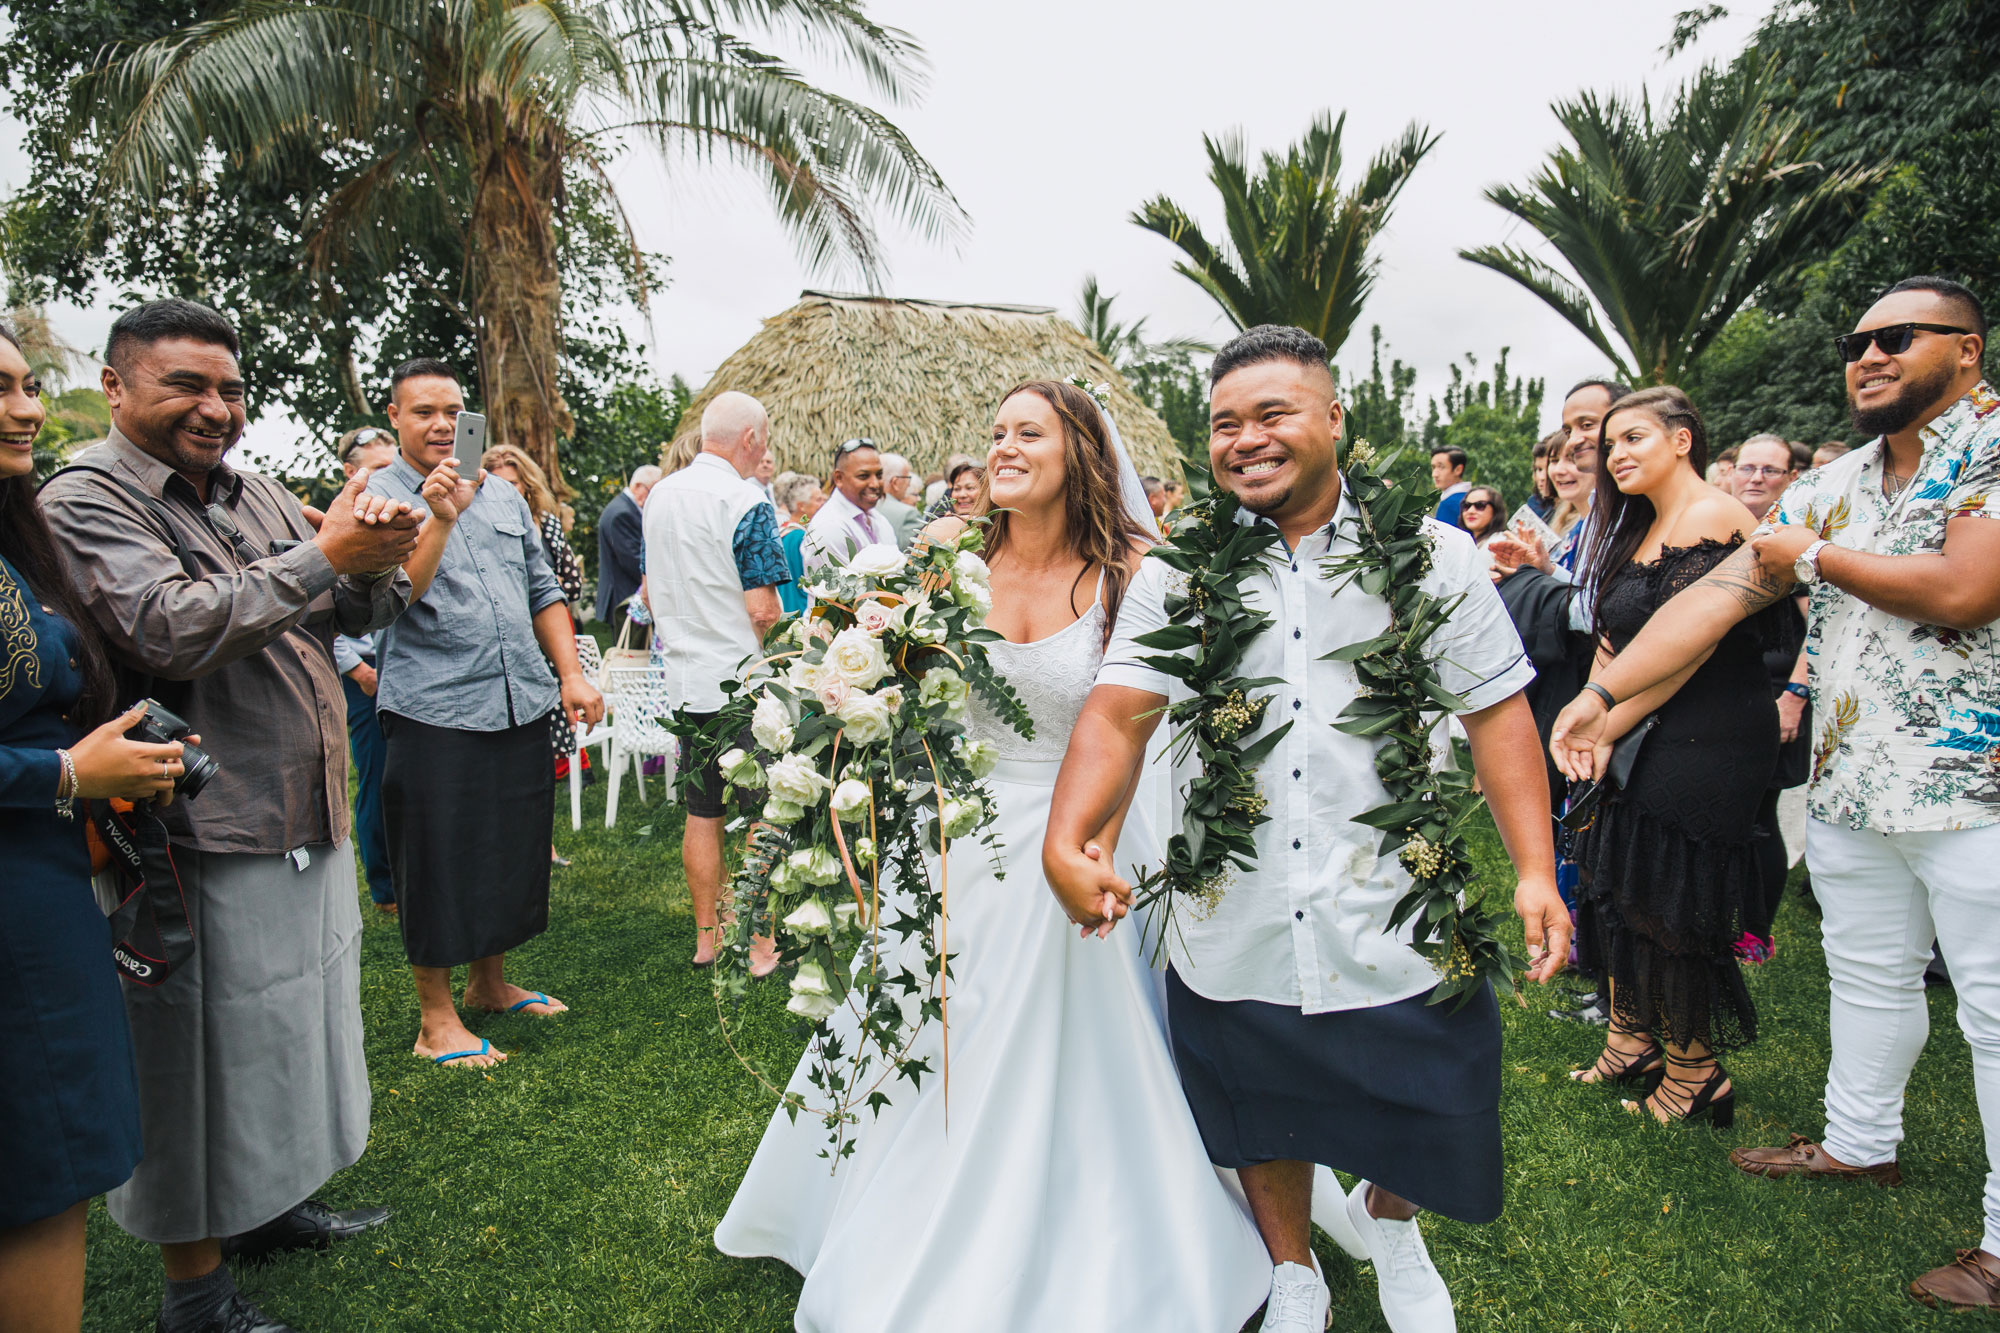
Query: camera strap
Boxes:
[{"xmin": 94, "ymin": 800, "xmax": 195, "ymax": 987}]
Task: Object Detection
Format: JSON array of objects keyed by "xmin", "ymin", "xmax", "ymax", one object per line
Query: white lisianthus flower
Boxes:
[
  {"xmin": 789, "ymin": 845, "xmax": 844, "ymax": 886},
  {"xmin": 786, "ymin": 986, "xmax": 839, "ymax": 1022},
  {"xmin": 782, "ymin": 898, "xmax": 833, "ymax": 937},
  {"xmin": 959, "ymin": 737, "xmax": 998, "ymax": 779},
  {"xmin": 752, "ymin": 691, "xmax": 796, "ymax": 754},
  {"xmin": 953, "ymin": 577, "xmax": 993, "ymax": 619},
  {"xmin": 852, "ymin": 836, "xmax": 877, "ymax": 865},
  {"xmin": 905, "ymin": 603, "xmax": 946, "ymax": 644},
  {"xmin": 918, "ymin": 668, "xmax": 970, "ymax": 718},
  {"xmin": 953, "ymin": 550, "xmax": 991, "ymax": 588},
  {"xmin": 766, "ymin": 755, "xmax": 829, "ymax": 807},
  {"xmin": 835, "ymin": 689, "xmax": 895, "ymax": 746},
  {"xmin": 824, "ymin": 627, "xmax": 890, "ymax": 690},
  {"xmin": 761, "ymin": 797, "xmax": 805, "ymax": 827},
  {"xmin": 832, "ymin": 900, "xmax": 862, "ymax": 932},
  {"xmin": 719, "ymin": 748, "xmax": 764, "ymax": 788},
  {"xmin": 766, "ymin": 856, "xmax": 800, "ymax": 891},
  {"xmin": 939, "ymin": 794, "xmax": 983, "ymax": 839},
  {"xmin": 843, "ymin": 544, "xmax": 908, "ymax": 578},
  {"xmin": 854, "ymin": 597, "xmax": 906, "ymax": 637},
  {"xmin": 830, "ymin": 778, "xmax": 872, "ymax": 823}
]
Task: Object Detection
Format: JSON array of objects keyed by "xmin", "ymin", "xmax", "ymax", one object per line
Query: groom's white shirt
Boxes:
[{"xmin": 1098, "ymin": 488, "xmax": 1534, "ymax": 1015}]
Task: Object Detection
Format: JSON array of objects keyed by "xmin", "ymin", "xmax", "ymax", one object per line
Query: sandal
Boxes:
[
  {"xmin": 1625, "ymin": 1061, "xmax": 1735, "ymax": 1128},
  {"xmin": 1569, "ymin": 1029, "xmax": 1665, "ymax": 1088}
]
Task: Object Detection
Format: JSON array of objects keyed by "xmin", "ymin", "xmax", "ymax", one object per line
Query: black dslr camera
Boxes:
[{"xmin": 126, "ymin": 699, "xmax": 221, "ymax": 799}]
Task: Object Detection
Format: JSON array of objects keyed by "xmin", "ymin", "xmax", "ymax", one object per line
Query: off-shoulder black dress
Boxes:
[{"xmin": 1574, "ymin": 537, "xmax": 1779, "ymax": 1053}]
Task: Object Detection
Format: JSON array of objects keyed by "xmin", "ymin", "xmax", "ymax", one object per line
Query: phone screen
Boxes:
[{"xmin": 452, "ymin": 411, "xmax": 488, "ymax": 459}]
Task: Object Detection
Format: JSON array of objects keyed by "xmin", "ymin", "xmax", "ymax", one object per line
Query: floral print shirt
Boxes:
[{"xmin": 1775, "ymin": 381, "xmax": 2000, "ymax": 832}]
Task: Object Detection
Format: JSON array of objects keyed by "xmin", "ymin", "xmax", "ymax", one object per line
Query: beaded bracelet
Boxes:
[{"xmin": 54, "ymin": 748, "xmax": 78, "ymax": 821}]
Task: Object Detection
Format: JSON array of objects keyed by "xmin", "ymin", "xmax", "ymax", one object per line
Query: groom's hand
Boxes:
[
  {"xmin": 1515, "ymin": 872, "xmax": 1570, "ymax": 985},
  {"xmin": 1045, "ymin": 841, "xmax": 1131, "ymax": 938}
]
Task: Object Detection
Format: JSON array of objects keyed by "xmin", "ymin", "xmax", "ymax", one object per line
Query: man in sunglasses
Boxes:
[
  {"xmin": 1550, "ymin": 274, "xmax": 2000, "ymax": 1311},
  {"xmin": 803, "ymin": 436, "xmax": 894, "ymax": 570}
]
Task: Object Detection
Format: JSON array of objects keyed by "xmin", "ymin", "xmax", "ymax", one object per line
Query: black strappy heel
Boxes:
[
  {"xmin": 1629, "ymin": 1062, "xmax": 1735, "ymax": 1128},
  {"xmin": 1570, "ymin": 1030, "xmax": 1666, "ymax": 1090}
]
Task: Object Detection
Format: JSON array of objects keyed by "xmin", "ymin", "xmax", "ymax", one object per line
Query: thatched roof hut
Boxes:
[{"xmin": 663, "ymin": 291, "xmax": 1183, "ymax": 481}]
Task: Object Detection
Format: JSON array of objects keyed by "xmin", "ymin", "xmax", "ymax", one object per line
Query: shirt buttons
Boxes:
[
  {"xmin": 1292, "ymin": 839, "xmax": 1301, "ymax": 849},
  {"xmin": 1294, "ymin": 910, "xmax": 1304, "ymax": 921},
  {"xmin": 1292, "ymin": 699, "xmax": 1301, "ymax": 711},
  {"xmin": 1293, "ymin": 629, "xmax": 1301, "ymax": 639},
  {"xmin": 1292, "ymin": 768, "xmax": 1301, "ymax": 779}
]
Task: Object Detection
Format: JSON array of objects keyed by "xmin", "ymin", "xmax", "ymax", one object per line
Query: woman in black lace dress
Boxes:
[{"xmin": 1568, "ymin": 387, "xmax": 1778, "ymax": 1126}]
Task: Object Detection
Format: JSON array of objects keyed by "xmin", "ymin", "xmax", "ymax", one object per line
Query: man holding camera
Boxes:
[
  {"xmin": 41, "ymin": 299, "xmax": 417, "ymax": 1333},
  {"xmin": 365, "ymin": 359, "xmax": 603, "ymax": 1071}
]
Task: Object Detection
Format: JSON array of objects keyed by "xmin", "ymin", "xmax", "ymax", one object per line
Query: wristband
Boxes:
[
  {"xmin": 1582, "ymin": 682, "xmax": 1617, "ymax": 711},
  {"xmin": 54, "ymin": 748, "xmax": 78, "ymax": 821},
  {"xmin": 1783, "ymin": 682, "xmax": 1810, "ymax": 700}
]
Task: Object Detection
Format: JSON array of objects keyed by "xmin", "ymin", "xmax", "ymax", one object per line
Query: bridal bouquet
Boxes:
[{"xmin": 672, "ymin": 525, "xmax": 1031, "ymax": 1155}]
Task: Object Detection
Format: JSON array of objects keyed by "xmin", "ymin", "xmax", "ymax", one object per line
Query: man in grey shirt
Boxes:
[
  {"xmin": 42, "ymin": 299, "xmax": 418, "ymax": 1333},
  {"xmin": 365, "ymin": 359, "xmax": 603, "ymax": 1071},
  {"xmin": 877, "ymin": 450, "xmax": 925, "ymax": 547}
]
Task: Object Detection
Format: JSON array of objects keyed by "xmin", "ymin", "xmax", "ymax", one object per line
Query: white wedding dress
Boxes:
[{"xmin": 714, "ymin": 590, "xmax": 1271, "ymax": 1332}]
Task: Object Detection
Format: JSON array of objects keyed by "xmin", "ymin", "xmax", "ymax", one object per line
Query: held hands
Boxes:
[
  {"xmin": 1046, "ymin": 840, "xmax": 1131, "ymax": 939},
  {"xmin": 419, "ymin": 457, "xmax": 484, "ymax": 523},
  {"xmin": 1548, "ymin": 689, "xmax": 1613, "ymax": 782},
  {"xmin": 69, "ymin": 702, "xmax": 192, "ymax": 805},
  {"xmin": 315, "ymin": 467, "xmax": 421, "ymax": 576},
  {"xmin": 559, "ymin": 672, "xmax": 604, "ymax": 729},
  {"xmin": 1515, "ymin": 872, "xmax": 1571, "ymax": 984}
]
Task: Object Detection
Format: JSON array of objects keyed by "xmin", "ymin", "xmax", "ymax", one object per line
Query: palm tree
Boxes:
[
  {"xmin": 1132, "ymin": 113, "xmax": 1437, "ymax": 358},
  {"xmin": 71, "ymin": 0, "xmax": 965, "ymax": 480},
  {"xmin": 1460, "ymin": 61, "xmax": 1885, "ymax": 386},
  {"xmin": 1072, "ymin": 275, "xmax": 1209, "ymax": 371}
]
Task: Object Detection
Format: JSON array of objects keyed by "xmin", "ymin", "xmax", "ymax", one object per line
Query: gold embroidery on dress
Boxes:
[{"xmin": 0, "ymin": 563, "xmax": 44, "ymax": 698}]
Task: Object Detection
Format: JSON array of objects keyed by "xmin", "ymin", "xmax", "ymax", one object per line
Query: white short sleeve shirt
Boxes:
[{"xmin": 1097, "ymin": 491, "xmax": 1535, "ymax": 1014}]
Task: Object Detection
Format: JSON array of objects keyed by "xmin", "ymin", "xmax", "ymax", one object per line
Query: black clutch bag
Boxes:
[{"xmin": 1558, "ymin": 713, "xmax": 1660, "ymax": 830}]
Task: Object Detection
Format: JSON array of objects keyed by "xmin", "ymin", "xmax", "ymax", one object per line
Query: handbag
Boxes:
[
  {"xmin": 597, "ymin": 610, "xmax": 651, "ymax": 690},
  {"xmin": 1558, "ymin": 713, "xmax": 1659, "ymax": 830}
]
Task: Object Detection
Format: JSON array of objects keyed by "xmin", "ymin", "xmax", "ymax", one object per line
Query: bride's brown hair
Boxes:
[{"xmin": 974, "ymin": 379, "xmax": 1154, "ymax": 648}]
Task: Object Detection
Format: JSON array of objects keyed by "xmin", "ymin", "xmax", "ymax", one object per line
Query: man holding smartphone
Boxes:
[{"xmin": 365, "ymin": 359, "xmax": 603, "ymax": 1070}]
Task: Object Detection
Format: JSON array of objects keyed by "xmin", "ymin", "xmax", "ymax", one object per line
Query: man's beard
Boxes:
[
  {"xmin": 1234, "ymin": 482, "xmax": 1294, "ymax": 516},
  {"xmin": 1851, "ymin": 360, "xmax": 1957, "ymax": 437}
]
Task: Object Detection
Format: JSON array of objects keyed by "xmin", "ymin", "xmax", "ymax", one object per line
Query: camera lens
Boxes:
[{"xmin": 176, "ymin": 741, "xmax": 221, "ymax": 799}]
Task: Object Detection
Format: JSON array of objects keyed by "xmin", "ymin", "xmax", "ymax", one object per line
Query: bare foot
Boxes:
[
  {"xmin": 413, "ymin": 1016, "xmax": 506, "ymax": 1068},
  {"xmin": 462, "ymin": 981, "xmax": 568, "ymax": 1016},
  {"xmin": 748, "ymin": 933, "xmax": 780, "ymax": 979},
  {"xmin": 692, "ymin": 923, "xmax": 719, "ymax": 967}
]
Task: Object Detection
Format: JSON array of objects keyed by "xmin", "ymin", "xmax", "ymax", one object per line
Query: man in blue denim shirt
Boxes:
[{"xmin": 365, "ymin": 359, "xmax": 603, "ymax": 1070}]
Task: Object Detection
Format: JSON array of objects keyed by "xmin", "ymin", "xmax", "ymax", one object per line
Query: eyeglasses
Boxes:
[
  {"xmin": 1733, "ymin": 463, "xmax": 1791, "ymax": 480},
  {"xmin": 1832, "ymin": 322, "xmax": 1972, "ymax": 362}
]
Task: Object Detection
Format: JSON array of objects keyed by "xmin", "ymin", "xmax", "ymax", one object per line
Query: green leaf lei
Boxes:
[{"xmin": 1132, "ymin": 444, "xmax": 1522, "ymax": 1007}]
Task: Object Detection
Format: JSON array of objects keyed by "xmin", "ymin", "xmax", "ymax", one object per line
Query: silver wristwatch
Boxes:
[{"xmin": 1794, "ymin": 538, "xmax": 1831, "ymax": 586}]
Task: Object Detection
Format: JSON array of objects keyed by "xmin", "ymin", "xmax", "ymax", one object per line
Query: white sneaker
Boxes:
[
  {"xmin": 1310, "ymin": 1163, "xmax": 1368, "ymax": 1260},
  {"xmin": 1262, "ymin": 1258, "xmax": 1332, "ymax": 1332},
  {"xmin": 1342, "ymin": 1179, "xmax": 1456, "ymax": 1333}
]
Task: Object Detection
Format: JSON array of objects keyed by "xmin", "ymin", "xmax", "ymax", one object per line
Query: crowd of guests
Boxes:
[{"xmin": 3, "ymin": 267, "xmax": 1997, "ymax": 1330}]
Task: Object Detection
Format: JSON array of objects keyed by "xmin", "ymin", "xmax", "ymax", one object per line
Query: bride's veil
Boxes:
[{"xmin": 1101, "ymin": 408, "xmax": 1163, "ymax": 544}]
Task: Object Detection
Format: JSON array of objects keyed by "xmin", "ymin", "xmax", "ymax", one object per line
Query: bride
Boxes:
[{"xmin": 714, "ymin": 380, "xmax": 1273, "ymax": 1331}]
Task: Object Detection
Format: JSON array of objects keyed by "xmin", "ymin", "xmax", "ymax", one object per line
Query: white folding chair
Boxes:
[
  {"xmin": 567, "ymin": 635, "xmax": 617, "ymax": 831},
  {"xmin": 603, "ymin": 665, "xmax": 680, "ymax": 828}
]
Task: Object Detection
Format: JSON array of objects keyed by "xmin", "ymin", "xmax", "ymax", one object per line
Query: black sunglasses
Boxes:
[
  {"xmin": 1462, "ymin": 499, "xmax": 1495, "ymax": 511},
  {"xmin": 833, "ymin": 437, "xmax": 876, "ymax": 461},
  {"xmin": 1832, "ymin": 322, "xmax": 1972, "ymax": 363}
]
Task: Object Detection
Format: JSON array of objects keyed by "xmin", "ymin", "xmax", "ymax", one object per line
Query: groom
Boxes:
[{"xmin": 1045, "ymin": 325, "xmax": 1569, "ymax": 1332}]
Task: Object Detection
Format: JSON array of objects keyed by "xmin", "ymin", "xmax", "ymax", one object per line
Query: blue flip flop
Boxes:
[
  {"xmin": 507, "ymin": 992, "xmax": 558, "ymax": 1014},
  {"xmin": 431, "ymin": 1039, "xmax": 493, "ymax": 1067}
]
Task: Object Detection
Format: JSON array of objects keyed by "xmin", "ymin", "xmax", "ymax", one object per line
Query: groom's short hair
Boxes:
[{"xmin": 1209, "ymin": 325, "xmax": 1332, "ymax": 389}]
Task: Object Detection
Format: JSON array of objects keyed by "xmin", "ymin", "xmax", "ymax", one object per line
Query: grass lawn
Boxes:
[{"xmin": 80, "ymin": 780, "xmax": 1990, "ymax": 1332}]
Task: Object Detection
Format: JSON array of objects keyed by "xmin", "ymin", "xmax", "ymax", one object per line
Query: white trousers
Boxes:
[{"xmin": 1809, "ymin": 818, "xmax": 2000, "ymax": 1254}]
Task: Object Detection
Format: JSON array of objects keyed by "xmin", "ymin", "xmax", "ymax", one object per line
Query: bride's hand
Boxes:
[{"xmin": 1045, "ymin": 839, "xmax": 1130, "ymax": 938}]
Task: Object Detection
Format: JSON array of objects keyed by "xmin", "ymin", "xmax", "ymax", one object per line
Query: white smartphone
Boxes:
[{"xmin": 451, "ymin": 410, "xmax": 487, "ymax": 460}]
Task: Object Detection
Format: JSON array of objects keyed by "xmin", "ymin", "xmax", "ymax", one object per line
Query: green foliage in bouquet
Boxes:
[{"xmin": 670, "ymin": 524, "xmax": 1030, "ymax": 1157}]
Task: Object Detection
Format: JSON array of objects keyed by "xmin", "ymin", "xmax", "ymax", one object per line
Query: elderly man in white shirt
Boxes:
[
  {"xmin": 645, "ymin": 391, "xmax": 789, "ymax": 973},
  {"xmin": 1045, "ymin": 326, "xmax": 1568, "ymax": 1333},
  {"xmin": 803, "ymin": 437, "xmax": 896, "ymax": 569}
]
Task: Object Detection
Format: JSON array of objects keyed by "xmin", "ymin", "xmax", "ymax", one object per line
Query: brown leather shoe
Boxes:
[
  {"xmin": 1729, "ymin": 1133, "xmax": 1902, "ymax": 1186},
  {"xmin": 1910, "ymin": 1249, "xmax": 2000, "ymax": 1310}
]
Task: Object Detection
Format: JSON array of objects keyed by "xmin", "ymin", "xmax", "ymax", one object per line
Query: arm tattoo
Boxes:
[{"xmin": 1700, "ymin": 545, "xmax": 1794, "ymax": 615}]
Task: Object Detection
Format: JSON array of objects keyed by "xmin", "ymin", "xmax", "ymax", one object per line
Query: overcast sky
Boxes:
[{"xmin": 0, "ymin": 0, "xmax": 1771, "ymax": 460}]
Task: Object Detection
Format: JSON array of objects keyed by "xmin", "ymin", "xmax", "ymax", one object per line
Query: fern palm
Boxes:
[
  {"xmin": 1460, "ymin": 60, "xmax": 1885, "ymax": 386},
  {"xmin": 69, "ymin": 0, "xmax": 965, "ymax": 477},
  {"xmin": 1132, "ymin": 112, "xmax": 1436, "ymax": 357},
  {"xmin": 1073, "ymin": 274, "xmax": 1209, "ymax": 371}
]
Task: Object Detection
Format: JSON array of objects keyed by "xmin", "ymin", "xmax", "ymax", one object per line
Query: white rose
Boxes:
[
  {"xmin": 918, "ymin": 668, "xmax": 970, "ymax": 718},
  {"xmin": 766, "ymin": 754, "xmax": 829, "ymax": 807},
  {"xmin": 835, "ymin": 689, "xmax": 895, "ymax": 746},
  {"xmin": 878, "ymin": 685, "xmax": 904, "ymax": 713},
  {"xmin": 786, "ymin": 989, "xmax": 840, "ymax": 1022},
  {"xmin": 830, "ymin": 778, "xmax": 872, "ymax": 823},
  {"xmin": 954, "ymin": 550, "xmax": 991, "ymax": 587},
  {"xmin": 788, "ymin": 845, "xmax": 843, "ymax": 886},
  {"xmin": 782, "ymin": 898, "xmax": 833, "ymax": 937},
  {"xmin": 854, "ymin": 597, "xmax": 906, "ymax": 637},
  {"xmin": 940, "ymin": 793, "xmax": 983, "ymax": 839},
  {"xmin": 753, "ymin": 690, "xmax": 797, "ymax": 753},
  {"xmin": 824, "ymin": 627, "xmax": 890, "ymax": 690},
  {"xmin": 816, "ymin": 674, "xmax": 852, "ymax": 713},
  {"xmin": 719, "ymin": 748, "xmax": 764, "ymax": 788},
  {"xmin": 959, "ymin": 737, "xmax": 997, "ymax": 779},
  {"xmin": 843, "ymin": 544, "xmax": 908, "ymax": 578}
]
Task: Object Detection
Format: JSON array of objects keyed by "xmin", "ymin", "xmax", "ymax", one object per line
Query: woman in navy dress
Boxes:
[{"xmin": 0, "ymin": 325, "xmax": 191, "ymax": 1329}]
